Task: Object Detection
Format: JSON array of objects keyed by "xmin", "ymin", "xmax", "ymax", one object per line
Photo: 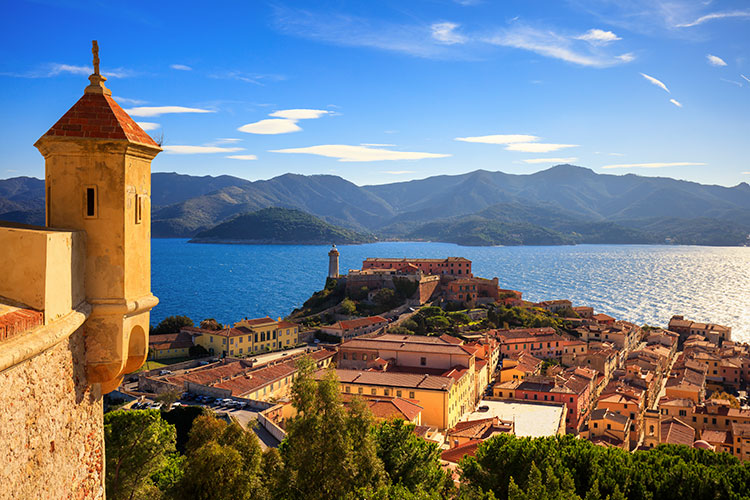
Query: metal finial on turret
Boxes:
[
  {"xmin": 85, "ymin": 40, "xmax": 111, "ymax": 96},
  {"xmin": 92, "ymin": 40, "xmax": 100, "ymax": 75}
]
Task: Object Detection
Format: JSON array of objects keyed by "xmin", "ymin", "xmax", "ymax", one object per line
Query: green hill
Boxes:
[{"xmin": 189, "ymin": 207, "xmax": 376, "ymax": 245}]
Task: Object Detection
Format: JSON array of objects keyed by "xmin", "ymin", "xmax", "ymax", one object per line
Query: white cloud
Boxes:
[
  {"xmin": 170, "ymin": 64, "xmax": 192, "ymax": 71},
  {"xmin": 743, "ymin": 171, "xmax": 750, "ymax": 175},
  {"xmin": 431, "ymin": 22, "xmax": 467, "ymax": 45},
  {"xmin": 269, "ymin": 109, "xmax": 330, "ymax": 119},
  {"xmin": 505, "ymin": 142, "xmax": 578, "ymax": 153},
  {"xmin": 676, "ymin": 10, "xmax": 750, "ymax": 28},
  {"xmin": 522, "ymin": 157, "xmax": 579, "ymax": 164},
  {"xmin": 269, "ymin": 144, "xmax": 450, "ymax": 162},
  {"xmin": 602, "ymin": 162, "xmax": 706, "ymax": 169},
  {"xmin": 741, "ymin": 74, "xmax": 750, "ymax": 84},
  {"xmin": 640, "ymin": 73, "xmax": 670, "ymax": 93},
  {"xmin": 382, "ymin": 170, "xmax": 417, "ymax": 174},
  {"xmin": 362, "ymin": 143, "xmax": 396, "ymax": 147},
  {"xmin": 136, "ymin": 122, "xmax": 160, "ymax": 131},
  {"xmin": 114, "ymin": 96, "xmax": 147, "ymax": 105},
  {"xmin": 669, "ymin": 99, "xmax": 683, "ymax": 108},
  {"xmin": 126, "ymin": 106, "xmax": 215, "ymax": 117},
  {"xmin": 707, "ymin": 54, "xmax": 727, "ymax": 67},
  {"xmin": 48, "ymin": 63, "xmax": 90, "ymax": 76},
  {"xmin": 455, "ymin": 134, "xmax": 539, "ymax": 144},
  {"xmin": 721, "ymin": 78, "xmax": 743, "ymax": 88},
  {"xmin": 163, "ymin": 145, "xmax": 244, "ymax": 154},
  {"xmin": 486, "ymin": 25, "xmax": 634, "ymax": 68},
  {"xmin": 575, "ymin": 29, "xmax": 621, "ymax": 46},
  {"xmin": 226, "ymin": 155, "xmax": 258, "ymax": 160},
  {"xmin": 238, "ymin": 119, "xmax": 302, "ymax": 135}
]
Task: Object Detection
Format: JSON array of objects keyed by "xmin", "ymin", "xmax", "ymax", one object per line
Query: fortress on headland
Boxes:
[
  {"xmin": 339, "ymin": 253, "xmax": 521, "ymax": 306},
  {"xmin": 0, "ymin": 42, "xmax": 158, "ymax": 498}
]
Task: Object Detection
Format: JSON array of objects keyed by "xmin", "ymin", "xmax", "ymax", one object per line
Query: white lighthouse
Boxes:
[{"xmin": 328, "ymin": 244, "xmax": 340, "ymax": 278}]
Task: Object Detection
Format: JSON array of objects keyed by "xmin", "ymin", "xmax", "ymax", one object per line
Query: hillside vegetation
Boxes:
[
  {"xmin": 189, "ymin": 207, "xmax": 375, "ymax": 245},
  {"xmin": 3, "ymin": 165, "xmax": 749, "ymax": 245}
]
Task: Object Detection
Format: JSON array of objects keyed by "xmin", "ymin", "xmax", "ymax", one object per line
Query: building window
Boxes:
[
  {"xmin": 358, "ymin": 387, "xmax": 363, "ymax": 394},
  {"xmin": 371, "ymin": 388, "xmax": 377, "ymax": 395},
  {"xmin": 84, "ymin": 186, "xmax": 97, "ymax": 218},
  {"xmin": 409, "ymin": 391, "xmax": 415, "ymax": 399},
  {"xmin": 343, "ymin": 353, "xmax": 348, "ymax": 360},
  {"xmin": 135, "ymin": 194, "xmax": 143, "ymax": 224},
  {"xmin": 420, "ymin": 357, "xmax": 426, "ymax": 366},
  {"xmin": 345, "ymin": 386, "xmax": 350, "ymax": 393},
  {"xmin": 396, "ymin": 390, "xmax": 402, "ymax": 397},
  {"xmin": 362, "ymin": 354, "xmax": 368, "ymax": 361},
  {"xmin": 384, "ymin": 389, "xmax": 390, "ymax": 396}
]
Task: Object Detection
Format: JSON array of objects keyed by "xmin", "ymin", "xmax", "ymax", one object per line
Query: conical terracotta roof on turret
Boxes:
[{"xmin": 40, "ymin": 92, "xmax": 159, "ymax": 147}]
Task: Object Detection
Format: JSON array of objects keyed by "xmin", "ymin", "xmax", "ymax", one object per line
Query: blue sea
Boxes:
[{"xmin": 151, "ymin": 240, "xmax": 750, "ymax": 342}]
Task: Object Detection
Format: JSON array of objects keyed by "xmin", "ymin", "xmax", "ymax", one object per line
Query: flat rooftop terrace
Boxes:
[{"xmin": 465, "ymin": 400, "xmax": 565, "ymax": 438}]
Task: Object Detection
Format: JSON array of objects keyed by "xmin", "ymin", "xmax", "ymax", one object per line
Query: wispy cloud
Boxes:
[
  {"xmin": 743, "ymin": 171, "xmax": 750, "ymax": 175},
  {"xmin": 741, "ymin": 74, "xmax": 750, "ymax": 84},
  {"xmin": 522, "ymin": 157, "xmax": 579, "ymax": 164},
  {"xmin": 239, "ymin": 108, "xmax": 330, "ymax": 135},
  {"xmin": 456, "ymin": 134, "xmax": 577, "ymax": 153},
  {"xmin": 269, "ymin": 144, "xmax": 450, "ymax": 162},
  {"xmin": 574, "ymin": 28, "xmax": 621, "ymax": 46},
  {"xmin": 506, "ymin": 142, "xmax": 578, "ymax": 153},
  {"xmin": 721, "ymin": 78, "xmax": 743, "ymax": 88},
  {"xmin": 210, "ymin": 71, "xmax": 286, "ymax": 85},
  {"xmin": 114, "ymin": 96, "xmax": 147, "ymax": 105},
  {"xmin": 486, "ymin": 25, "xmax": 633, "ymax": 68},
  {"xmin": 238, "ymin": 119, "xmax": 302, "ymax": 135},
  {"xmin": 431, "ymin": 22, "xmax": 467, "ymax": 45},
  {"xmin": 163, "ymin": 145, "xmax": 244, "ymax": 154},
  {"xmin": 669, "ymin": 99, "xmax": 683, "ymax": 107},
  {"xmin": 2, "ymin": 63, "xmax": 133, "ymax": 79},
  {"xmin": 640, "ymin": 72, "xmax": 670, "ymax": 93},
  {"xmin": 362, "ymin": 143, "xmax": 396, "ymax": 147},
  {"xmin": 455, "ymin": 134, "xmax": 539, "ymax": 144},
  {"xmin": 136, "ymin": 122, "xmax": 160, "ymax": 131},
  {"xmin": 170, "ymin": 64, "xmax": 192, "ymax": 71},
  {"xmin": 602, "ymin": 162, "xmax": 706, "ymax": 169},
  {"xmin": 226, "ymin": 154, "xmax": 257, "ymax": 160},
  {"xmin": 676, "ymin": 10, "xmax": 750, "ymax": 28},
  {"xmin": 126, "ymin": 106, "xmax": 215, "ymax": 117},
  {"xmin": 269, "ymin": 109, "xmax": 330, "ymax": 119},
  {"xmin": 214, "ymin": 138, "xmax": 242, "ymax": 144},
  {"xmin": 707, "ymin": 54, "xmax": 727, "ymax": 67}
]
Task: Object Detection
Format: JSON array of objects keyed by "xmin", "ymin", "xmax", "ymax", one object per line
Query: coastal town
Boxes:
[{"xmin": 134, "ymin": 248, "xmax": 750, "ymax": 465}]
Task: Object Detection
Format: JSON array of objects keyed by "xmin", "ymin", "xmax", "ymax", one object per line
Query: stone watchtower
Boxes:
[
  {"xmin": 34, "ymin": 41, "xmax": 161, "ymax": 393},
  {"xmin": 328, "ymin": 244, "xmax": 340, "ymax": 278}
]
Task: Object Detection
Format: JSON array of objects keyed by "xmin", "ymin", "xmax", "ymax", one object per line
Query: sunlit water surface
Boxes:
[{"xmin": 152, "ymin": 241, "xmax": 750, "ymax": 342}]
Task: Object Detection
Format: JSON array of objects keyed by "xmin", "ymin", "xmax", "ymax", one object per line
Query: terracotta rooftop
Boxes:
[
  {"xmin": 40, "ymin": 92, "xmax": 158, "ymax": 147},
  {"xmin": 440, "ymin": 440, "xmax": 481, "ymax": 463},
  {"xmin": 149, "ymin": 331, "xmax": 194, "ymax": 351},
  {"xmin": 0, "ymin": 303, "xmax": 44, "ymax": 342},
  {"xmin": 334, "ymin": 369, "xmax": 455, "ymax": 391},
  {"xmin": 661, "ymin": 418, "xmax": 695, "ymax": 446},
  {"xmin": 342, "ymin": 395, "xmax": 423, "ymax": 421},
  {"xmin": 336, "ymin": 316, "xmax": 387, "ymax": 331},
  {"xmin": 239, "ymin": 316, "xmax": 276, "ymax": 327}
]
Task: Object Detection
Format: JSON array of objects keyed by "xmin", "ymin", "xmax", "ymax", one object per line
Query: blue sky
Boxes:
[{"xmin": 1, "ymin": 0, "xmax": 749, "ymax": 187}]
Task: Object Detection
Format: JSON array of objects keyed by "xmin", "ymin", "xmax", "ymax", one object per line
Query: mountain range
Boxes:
[{"xmin": 2, "ymin": 165, "xmax": 749, "ymax": 246}]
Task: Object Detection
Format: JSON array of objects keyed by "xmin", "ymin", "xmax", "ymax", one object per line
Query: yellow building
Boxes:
[
  {"xmin": 148, "ymin": 332, "xmax": 193, "ymax": 360},
  {"xmin": 193, "ymin": 317, "xmax": 300, "ymax": 357},
  {"xmin": 334, "ymin": 368, "xmax": 474, "ymax": 430},
  {"xmin": 0, "ymin": 42, "xmax": 158, "ymax": 497}
]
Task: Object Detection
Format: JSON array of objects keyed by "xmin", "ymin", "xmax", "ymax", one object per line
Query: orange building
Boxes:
[{"xmin": 362, "ymin": 257, "xmax": 472, "ymax": 277}]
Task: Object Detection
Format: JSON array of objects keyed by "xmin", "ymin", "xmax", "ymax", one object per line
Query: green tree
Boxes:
[
  {"xmin": 104, "ymin": 409, "xmax": 177, "ymax": 500},
  {"xmin": 340, "ymin": 298, "xmax": 357, "ymax": 316},
  {"xmin": 199, "ymin": 318, "xmax": 223, "ymax": 330},
  {"xmin": 154, "ymin": 390, "xmax": 180, "ymax": 409},
  {"xmin": 373, "ymin": 419, "xmax": 450, "ymax": 493},
  {"xmin": 279, "ymin": 357, "xmax": 384, "ymax": 499},
  {"xmin": 151, "ymin": 315, "xmax": 194, "ymax": 335},
  {"xmin": 373, "ymin": 287, "xmax": 397, "ymax": 307},
  {"xmin": 178, "ymin": 414, "xmax": 266, "ymax": 500}
]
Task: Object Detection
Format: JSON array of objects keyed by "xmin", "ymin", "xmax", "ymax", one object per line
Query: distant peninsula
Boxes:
[{"xmin": 189, "ymin": 207, "xmax": 376, "ymax": 245}]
